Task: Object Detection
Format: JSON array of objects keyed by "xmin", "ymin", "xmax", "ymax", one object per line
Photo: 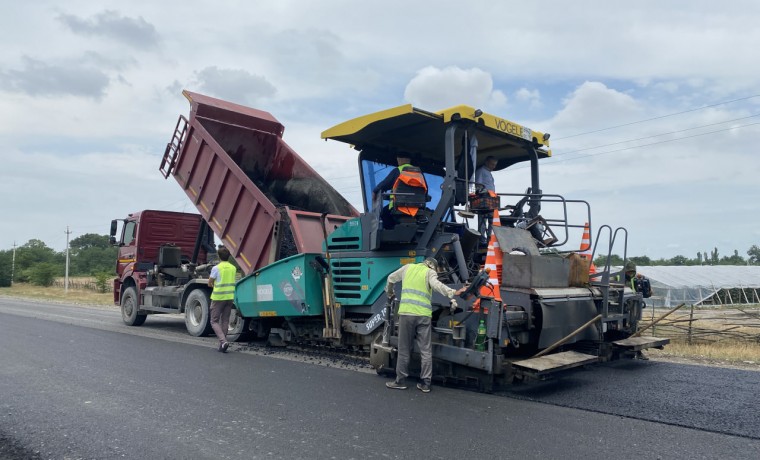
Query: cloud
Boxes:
[
  {"xmin": 0, "ymin": 146, "xmax": 191, "ymax": 250},
  {"xmin": 0, "ymin": 56, "xmax": 110, "ymax": 99},
  {"xmin": 550, "ymin": 81, "xmax": 642, "ymax": 135},
  {"xmin": 190, "ymin": 66, "xmax": 277, "ymax": 105},
  {"xmin": 57, "ymin": 10, "xmax": 159, "ymax": 50},
  {"xmin": 271, "ymin": 29, "xmax": 343, "ymax": 74},
  {"xmin": 403, "ymin": 66, "xmax": 507, "ymax": 111},
  {"xmin": 82, "ymin": 50, "xmax": 137, "ymax": 72},
  {"xmin": 514, "ymin": 88, "xmax": 542, "ymax": 109}
]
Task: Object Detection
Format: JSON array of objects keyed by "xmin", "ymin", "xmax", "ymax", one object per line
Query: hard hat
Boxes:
[
  {"xmin": 423, "ymin": 257, "xmax": 438, "ymax": 270},
  {"xmin": 624, "ymin": 260, "xmax": 637, "ymax": 273}
]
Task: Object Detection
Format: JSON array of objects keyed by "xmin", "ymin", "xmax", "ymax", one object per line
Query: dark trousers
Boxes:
[
  {"xmin": 477, "ymin": 213, "xmax": 492, "ymax": 245},
  {"xmin": 395, "ymin": 315, "xmax": 432, "ymax": 385},
  {"xmin": 210, "ymin": 299, "xmax": 234, "ymax": 343}
]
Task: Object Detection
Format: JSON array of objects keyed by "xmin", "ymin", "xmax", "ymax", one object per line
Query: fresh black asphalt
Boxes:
[{"xmin": 499, "ymin": 358, "xmax": 760, "ymax": 439}]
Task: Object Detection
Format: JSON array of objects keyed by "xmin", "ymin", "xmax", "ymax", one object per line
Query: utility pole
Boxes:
[
  {"xmin": 11, "ymin": 241, "xmax": 16, "ymax": 285},
  {"xmin": 65, "ymin": 226, "xmax": 71, "ymax": 293}
]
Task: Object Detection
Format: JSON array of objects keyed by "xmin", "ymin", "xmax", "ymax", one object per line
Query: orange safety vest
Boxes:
[{"xmin": 391, "ymin": 164, "xmax": 427, "ymax": 216}]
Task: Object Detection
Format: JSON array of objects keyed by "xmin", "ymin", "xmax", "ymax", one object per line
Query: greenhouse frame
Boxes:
[{"xmin": 635, "ymin": 266, "xmax": 760, "ymax": 308}]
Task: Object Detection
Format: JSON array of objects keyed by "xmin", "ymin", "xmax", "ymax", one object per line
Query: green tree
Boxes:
[
  {"xmin": 68, "ymin": 234, "xmax": 116, "ymax": 275},
  {"xmin": 719, "ymin": 250, "xmax": 745, "ymax": 265},
  {"xmin": 711, "ymin": 247, "xmax": 719, "ymax": 264},
  {"xmin": 69, "ymin": 233, "xmax": 111, "ymax": 251},
  {"xmin": 748, "ymin": 245, "xmax": 760, "ymax": 265},
  {"xmin": 0, "ymin": 251, "xmax": 11, "ymax": 287},
  {"xmin": 73, "ymin": 246, "xmax": 117, "ymax": 275},
  {"xmin": 594, "ymin": 253, "xmax": 624, "ymax": 267},
  {"xmin": 15, "ymin": 239, "xmax": 60, "ymax": 273},
  {"xmin": 29, "ymin": 263, "xmax": 59, "ymax": 287},
  {"xmin": 669, "ymin": 255, "xmax": 689, "ymax": 266},
  {"xmin": 630, "ymin": 255, "xmax": 652, "ymax": 266}
]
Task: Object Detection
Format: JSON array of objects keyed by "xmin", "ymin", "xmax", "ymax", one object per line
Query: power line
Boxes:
[
  {"xmin": 555, "ymin": 94, "xmax": 760, "ymax": 140},
  {"xmin": 553, "ymin": 113, "xmax": 760, "ymax": 158},
  {"xmin": 538, "ymin": 120, "xmax": 760, "ymax": 167}
]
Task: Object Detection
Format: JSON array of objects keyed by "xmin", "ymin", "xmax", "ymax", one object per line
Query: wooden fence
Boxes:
[
  {"xmin": 52, "ymin": 279, "xmax": 100, "ymax": 291},
  {"xmin": 639, "ymin": 305, "xmax": 760, "ymax": 344}
]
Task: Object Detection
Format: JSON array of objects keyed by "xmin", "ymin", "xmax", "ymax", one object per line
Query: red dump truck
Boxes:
[{"xmin": 111, "ymin": 91, "xmax": 357, "ymax": 339}]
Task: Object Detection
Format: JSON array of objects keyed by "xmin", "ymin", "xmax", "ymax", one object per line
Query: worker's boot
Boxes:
[{"xmin": 385, "ymin": 380, "xmax": 407, "ymax": 390}]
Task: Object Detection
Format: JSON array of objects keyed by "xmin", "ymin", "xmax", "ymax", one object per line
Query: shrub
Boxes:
[
  {"xmin": 93, "ymin": 271, "xmax": 112, "ymax": 293},
  {"xmin": 29, "ymin": 263, "xmax": 59, "ymax": 287},
  {"xmin": 0, "ymin": 266, "xmax": 10, "ymax": 287},
  {"xmin": 0, "ymin": 253, "xmax": 10, "ymax": 287}
]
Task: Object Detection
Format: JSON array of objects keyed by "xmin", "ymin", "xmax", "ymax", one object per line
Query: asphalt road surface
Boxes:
[{"xmin": 1, "ymin": 297, "xmax": 758, "ymax": 460}]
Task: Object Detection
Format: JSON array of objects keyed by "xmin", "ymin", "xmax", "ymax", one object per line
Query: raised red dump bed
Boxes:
[{"xmin": 160, "ymin": 90, "xmax": 358, "ymax": 275}]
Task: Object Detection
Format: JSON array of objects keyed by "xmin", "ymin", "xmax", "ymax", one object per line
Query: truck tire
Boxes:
[
  {"xmin": 121, "ymin": 287, "xmax": 147, "ymax": 326},
  {"xmin": 184, "ymin": 289, "xmax": 212, "ymax": 337},
  {"xmin": 227, "ymin": 309, "xmax": 252, "ymax": 342}
]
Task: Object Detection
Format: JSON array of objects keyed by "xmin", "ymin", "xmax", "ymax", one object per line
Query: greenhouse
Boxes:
[{"xmin": 634, "ymin": 266, "xmax": 760, "ymax": 308}]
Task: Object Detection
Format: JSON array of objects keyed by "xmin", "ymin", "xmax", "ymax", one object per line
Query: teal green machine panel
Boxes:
[
  {"xmin": 324, "ymin": 216, "xmax": 423, "ymax": 306},
  {"xmin": 330, "ymin": 256, "xmax": 415, "ymax": 305},
  {"xmin": 235, "ymin": 253, "xmax": 325, "ymax": 318}
]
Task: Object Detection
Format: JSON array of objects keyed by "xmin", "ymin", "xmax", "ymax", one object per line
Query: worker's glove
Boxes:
[
  {"xmin": 449, "ymin": 298, "xmax": 458, "ymax": 314},
  {"xmin": 386, "ymin": 290, "xmax": 395, "ymax": 301}
]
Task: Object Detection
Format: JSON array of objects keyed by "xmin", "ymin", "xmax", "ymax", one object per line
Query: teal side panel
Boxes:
[
  {"xmin": 326, "ymin": 216, "xmax": 425, "ymax": 307},
  {"xmin": 331, "ymin": 255, "xmax": 423, "ymax": 306},
  {"xmin": 235, "ymin": 253, "xmax": 324, "ymax": 318},
  {"xmin": 324, "ymin": 217, "xmax": 363, "ymax": 252}
]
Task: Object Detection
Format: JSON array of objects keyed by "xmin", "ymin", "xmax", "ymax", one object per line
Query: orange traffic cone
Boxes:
[
  {"xmin": 579, "ymin": 222, "xmax": 597, "ymax": 274},
  {"xmin": 491, "ymin": 209, "xmax": 503, "ymax": 285},
  {"xmin": 474, "ymin": 214, "xmax": 502, "ymax": 313}
]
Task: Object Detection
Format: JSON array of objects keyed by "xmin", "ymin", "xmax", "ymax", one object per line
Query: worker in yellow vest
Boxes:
[
  {"xmin": 208, "ymin": 246, "xmax": 237, "ymax": 352},
  {"xmin": 385, "ymin": 258, "xmax": 465, "ymax": 393}
]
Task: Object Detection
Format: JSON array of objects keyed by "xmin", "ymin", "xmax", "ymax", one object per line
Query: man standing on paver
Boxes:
[
  {"xmin": 384, "ymin": 258, "xmax": 465, "ymax": 393},
  {"xmin": 208, "ymin": 246, "xmax": 236, "ymax": 352}
]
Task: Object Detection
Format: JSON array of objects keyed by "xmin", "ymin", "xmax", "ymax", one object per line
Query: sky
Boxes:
[{"xmin": 1, "ymin": 1, "xmax": 759, "ymax": 261}]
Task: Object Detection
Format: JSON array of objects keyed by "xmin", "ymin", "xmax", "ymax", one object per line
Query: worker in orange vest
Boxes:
[{"xmin": 372, "ymin": 153, "xmax": 427, "ymax": 228}]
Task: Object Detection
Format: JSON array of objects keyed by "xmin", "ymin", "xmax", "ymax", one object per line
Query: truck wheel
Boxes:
[
  {"xmin": 185, "ymin": 290, "xmax": 212, "ymax": 337},
  {"xmin": 121, "ymin": 287, "xmax": 147, "ymax": 326},
  {"xmin": 227, "ymin": 309, "xmax": 252, "ymax": 342}
]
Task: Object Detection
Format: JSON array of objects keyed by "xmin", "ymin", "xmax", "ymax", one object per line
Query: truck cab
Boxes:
[{"xmin": 110, "ymin": 210, "xmax": 218, "ymax": 335}]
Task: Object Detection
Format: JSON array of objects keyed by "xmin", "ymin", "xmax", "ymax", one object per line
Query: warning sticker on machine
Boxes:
[{"xmin": 257, "ymin": 284, "xmax": 273, "ymax": 302}]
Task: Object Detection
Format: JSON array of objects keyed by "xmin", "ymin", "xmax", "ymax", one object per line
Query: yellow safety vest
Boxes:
[
  {"xmin": 210, "ymin": 261, "xmax": 236, "ymax": 301},
  {"xmin": 399, "ymin": 263, "xmax": 433, "ymax": 317}
]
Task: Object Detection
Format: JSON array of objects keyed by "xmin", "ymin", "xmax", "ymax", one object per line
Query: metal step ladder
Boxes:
[{"xmin": 159, "ymin": 115, "xmax": 189, "ymax": 178}]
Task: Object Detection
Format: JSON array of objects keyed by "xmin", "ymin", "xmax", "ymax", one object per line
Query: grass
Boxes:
[
  {"xmin": 0, "ymin": 279, "xmax": 113, "ymax": 306},
  {"xmin": 648, "ymin": 340, "xmax": 760, "ymax": 364},
  {"xmin": 642, "ymin": 306, "xmax": 760, "ymax": 366}
]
